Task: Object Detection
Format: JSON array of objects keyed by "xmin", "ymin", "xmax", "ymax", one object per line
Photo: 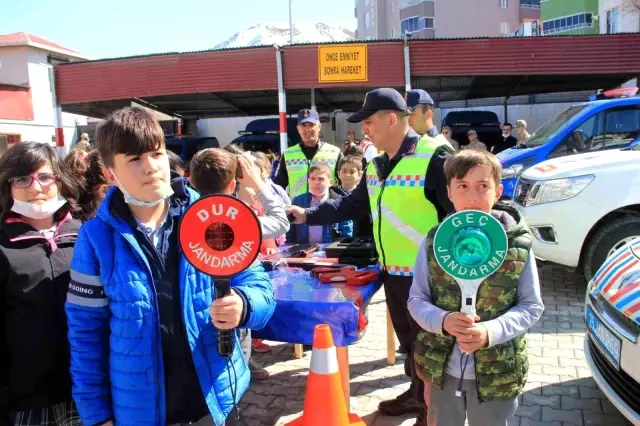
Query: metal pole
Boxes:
[
  {"xmin": 47, "ymin": 65, "xmax": 66, "ymax": 156},
  {"xmin": 275, "ymin": 45, "xmax": 289, "ymax": 154},
  {"xmin": 288, "ymin": 0, "xmax": 294, "ymax": 44},
  {"xmin": 403, "ymin": 33, "xmax": 411, "ymax": 92},
  {"xmin": 310, "ymin": 88, "xmax": 316, "ymax": 111}
]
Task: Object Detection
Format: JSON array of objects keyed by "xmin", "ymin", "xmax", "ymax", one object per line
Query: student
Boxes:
[
  {"xmin": 65, "ymin": 149, "xmax": 109, "ymax": 222},
  {"xmin": 0, "ymin": 142, "xmax": 82, "ymax": 426},
  {"xmin": 190, "ymin": 148, "xmax": 289, "ymax": 380},
  {"xmin": 337, "ymin": 155, "xmax": 362, "ymax": 194},
  {"xmin": 408, "ymin": 150, "xmax": 544, "ymax": 426},
  {"xmin": 287, "ymin": 164, "xmax": 352, "ymax": 244},
  {"xmin": 166, "ymin": 150, "xmax": 186, "ymax": 178},
  {"xmin": 251, "ymin": 151, "xmax": 290, "ymax": 247},
  {"xmin": 65, "ymin": 107, "xmax": 275, "ymax": 426}
]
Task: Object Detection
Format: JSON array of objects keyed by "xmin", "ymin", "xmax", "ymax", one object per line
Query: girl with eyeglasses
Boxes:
[{"xmin": 0, "ymin": 142, "xmax": 82, "ymax": 426}]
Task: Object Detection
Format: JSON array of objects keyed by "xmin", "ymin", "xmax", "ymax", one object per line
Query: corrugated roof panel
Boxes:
[
  {"xmin": 56, "ymin": 48, "xmax": 278, "ymax": 104},
  {"xmin": 409, "ymin": 34, "xmax": 640, "ymax": 76}
]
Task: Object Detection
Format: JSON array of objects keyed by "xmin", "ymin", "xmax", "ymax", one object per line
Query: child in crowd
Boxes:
[
  {"xmin": 166, "ymin": 150, "xmax": 186, "ymax": 178},
  {"xmin": 65, "ymin": 107, "xmax": 275, "ymax": 426},
  {"xmin": 408, "ymin": 150, "xmax": 544, "ymax": 426},
  {"xmin": 287, "ymin": 164, "xmax": 352, "ymax": 244},
  {"xmin": 65, "ymin": 149, "xmax": 109, "ymax": 222},
  {"xmin": 1, "ymin": 142, "xmax": 82, "ymax": 425},
  {"xmin": 337, "ymin": 155, "xmax": 362, "ymax": 194},
  {"xmin": 251, "ymin": 151, "xmax": 290, "ymax": 246},
  {"xmin": 190, "ymin": 147, "xmax": 289, "ymax": 379}
]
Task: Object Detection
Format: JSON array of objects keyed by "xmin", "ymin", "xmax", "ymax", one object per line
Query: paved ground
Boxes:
[{"xmin": 239, "ymin": 263, "xmax": 633, "ymax": 426}]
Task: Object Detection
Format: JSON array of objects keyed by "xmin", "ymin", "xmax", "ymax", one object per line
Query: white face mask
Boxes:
[
  {"xmin": 11, "ymin": 195, "xmax": 67, "ymax": 220},
  {"xmin": 109, "ymin": 169, "xmax": 174, "ymax": 208}
]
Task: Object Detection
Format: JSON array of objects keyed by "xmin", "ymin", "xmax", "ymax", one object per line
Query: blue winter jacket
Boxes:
[
  {"xmin": 65, "ymin": 185, "xmax": 275, "ymax": 426},
  {"xmin": 287, "ymin": 187, "xmax": 353, "ymax": 244}
]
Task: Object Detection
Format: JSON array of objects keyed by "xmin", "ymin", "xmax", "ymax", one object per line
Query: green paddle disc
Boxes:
[{"xmin": 433, "ymin": 210, "xmax": 508, "ymax": 280}]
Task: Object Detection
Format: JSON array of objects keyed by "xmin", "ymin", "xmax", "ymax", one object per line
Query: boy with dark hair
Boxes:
[
  {"xmin": 287, "ymin": 164, "xmax": 352, "ymax": 244},
  {"xmin": 408, "ymin": 150, "xmax": 543, "ymax": 426},
  {"xmin": 166, "ymin": 149, "xmax": 186, "ymax": 178},
  {"xmin": 66, "ymin": 107, "xmax": 275, "ymax": 426},
  {"xmin": 337, "ymin": 155, "xmax": 363, "ymax": 194},
  {"xmin": 190, "ymin": 147, "xmax": 289, "ymax": 380}
]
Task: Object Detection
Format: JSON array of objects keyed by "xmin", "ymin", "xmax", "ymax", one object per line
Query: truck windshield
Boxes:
[{"xmin": 525, "ymin": 105, "xmax": 588, "ymax": 147}]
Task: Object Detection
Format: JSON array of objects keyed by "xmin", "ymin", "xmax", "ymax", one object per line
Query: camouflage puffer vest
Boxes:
[{"xmin": 414, "ymin": 205, "xmax": 532, "ymax": 400}]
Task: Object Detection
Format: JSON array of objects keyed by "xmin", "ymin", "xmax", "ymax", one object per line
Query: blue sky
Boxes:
[{"xmin": 2, "ymin": 0, "xmax": 357, "ymax": 59}]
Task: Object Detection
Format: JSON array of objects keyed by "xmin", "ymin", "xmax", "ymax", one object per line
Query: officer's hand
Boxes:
[
  {"xmin": 237, "ymin": 155, "xmax": 265, "ymax": 193},
  {"xmin": 287, "ymin": 205, "xmax": 307, "ymax": 224},
  {"xmin": 457, "ymin": 323, "xmax": 489, "ymax": 353},
  {"xmin": 210, "ymin": 289, "xmax": 243, "ymax": 330},
  {"xmin": 443, "ymin": 312, "xmax": 477, "ymax": 338}
]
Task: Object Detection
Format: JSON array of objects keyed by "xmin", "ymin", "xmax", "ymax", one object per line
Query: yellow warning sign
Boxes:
[{"xmin": 318, "ymin": 44, "xmax": 368, "ymax": 83}]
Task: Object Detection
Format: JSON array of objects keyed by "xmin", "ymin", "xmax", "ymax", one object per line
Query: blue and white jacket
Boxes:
[{"xmin": 65, "ymin": 184, "xmax": 275, "ymax": 426}]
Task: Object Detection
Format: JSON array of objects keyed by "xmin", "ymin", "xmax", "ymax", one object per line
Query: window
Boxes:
[
  {"xmin": 500, "ymin": 22, "xmax": 510, "ymax": 34},
  {"xmin": 606, "ymin": 8, "xmax": 620, "ymax": 34},
  {"xmin": 402, "ymin": 0, "xmax": 422, "ymax": 7},
  {"xmin": 365, "ymin": 0, "xmax": 370, "ymax": 5},
  {"xmin": 401, "ymin": 16, "xmax": 434, "ymax": 34},
  {"xmin": 590, "ymin": 107, "xmax": 640, "ymax": 151},
  {"xmin": 391, "ymin": 27, "xmax": 397, "ymax": 37},
  {"xmin": 542, "ymin": 12, "xmax": 594, "ymax": 35},
  {"xmin": 421, "ymin": 17, "xmax": 434, "ymax": 29},
  {"xmin": 500, "ymin": 0, "xmax": 508, "ymax": 8},
  {"xmin": 391, "ymin": 1, "xmax": 396, "ymax": 13},
  {"xmin": 520, "ymin": 0, "xmax": 540, "ymax": 8},
  {"xmin": 365, "ymin": 12, "xmax": 371, "ymax": 29}
]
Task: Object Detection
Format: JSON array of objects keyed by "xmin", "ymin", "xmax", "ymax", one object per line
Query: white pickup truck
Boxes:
[{"xmin": 513, "ymin": 146, "xmax": 640, "ymax": 280}]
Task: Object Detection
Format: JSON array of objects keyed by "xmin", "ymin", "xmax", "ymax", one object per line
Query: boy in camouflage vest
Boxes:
[{"xmin": 408, "ymin": 150, "xmax": 544, "ymax": 426}]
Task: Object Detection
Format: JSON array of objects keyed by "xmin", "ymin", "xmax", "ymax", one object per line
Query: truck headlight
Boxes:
[
  {"xmin": 528, "ymin": 175, "xmax": 594, "ymax": 206},
  {"xmin": 502, "ymin": 164, "xmax": 524, "ymax": 179}
]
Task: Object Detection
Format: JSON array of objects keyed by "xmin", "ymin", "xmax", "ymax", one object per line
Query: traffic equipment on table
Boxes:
[
  {"xmin": 285, "ymin": 324, "xmax": 365, "ymax": 426},
  {"xmin": 317, "ymin": 268, "xmax": 379, "ymax": 286},
  {"xmin": 310, "ymin": 265, "xmax": 357, "ymax": 278}
]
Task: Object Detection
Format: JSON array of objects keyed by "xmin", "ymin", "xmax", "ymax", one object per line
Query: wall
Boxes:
[
  {"xmin": 435, "ymin": 0, "xmax": 521, "ymax": 38},
  {"xmin": 599, "ymin": 0, "xmax": 640, "ymax": 33},
  {"xmin": 0, "ymin": 46, "xmax": 29, "ymax": 87},
  {"xmin": 0, "ymin": 46, "xmax": 87, "ymax": 150}
]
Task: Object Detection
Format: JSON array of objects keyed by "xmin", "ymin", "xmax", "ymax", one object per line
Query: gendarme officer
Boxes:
[
  {"xmin": 273, "ymin": 108, "xmax": 342, "ymax": 200},
  {"xmin": 288, "ymin": 88, "xmax": 454, "ymax": 425}
]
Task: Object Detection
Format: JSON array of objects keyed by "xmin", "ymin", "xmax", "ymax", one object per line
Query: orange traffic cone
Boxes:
[{"xmin": 287, "ymin": 324, "xmax": 366, "ymax": 426}]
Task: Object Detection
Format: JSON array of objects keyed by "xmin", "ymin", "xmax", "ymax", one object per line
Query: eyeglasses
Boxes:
[{"xmin": 10, "ymin": 173, "xmax": 58, "ymax": 189}]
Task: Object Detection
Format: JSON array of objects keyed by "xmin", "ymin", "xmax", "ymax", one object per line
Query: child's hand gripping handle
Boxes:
[{"xmin": 214, "ymin": 279, "xmax": 234, "ymax": 357}]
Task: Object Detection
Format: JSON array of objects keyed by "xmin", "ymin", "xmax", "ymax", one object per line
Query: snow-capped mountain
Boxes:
[{"xmin": 215, "ymin": 22, "xmax": 355, "ymax": 49}]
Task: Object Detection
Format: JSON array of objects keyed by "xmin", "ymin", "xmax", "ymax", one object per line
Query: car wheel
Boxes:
[{"xmin": 583, "ymin": 216, "xmax": 640, "ymax": 282}]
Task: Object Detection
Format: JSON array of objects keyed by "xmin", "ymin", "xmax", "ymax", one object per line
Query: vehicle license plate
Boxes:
[{"xmin": 586, "ymin": 306, "xmax": 622, "ymax": 369}]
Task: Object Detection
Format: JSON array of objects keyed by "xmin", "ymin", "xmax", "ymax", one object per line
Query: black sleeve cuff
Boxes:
[{"xmin": 234, "ymin": 288, "xmax": 250, "ymax": 327}]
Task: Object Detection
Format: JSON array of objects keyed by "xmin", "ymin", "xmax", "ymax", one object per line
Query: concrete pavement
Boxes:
[{"xmin": 239, "ymin": 263, "xmax": 633, "ymax": 426}]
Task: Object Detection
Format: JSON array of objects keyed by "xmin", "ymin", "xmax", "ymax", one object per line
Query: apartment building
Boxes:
[
  {"xmin": 599, "ymin": 0, "xmax": 640, "ymax": 33},
  {"xmin": 540, "ymin": 0, "xmax": 599, "ymax": 35},
  {"xmin": 355, "ymin": 0, "xmax": 540, "ymax": 39}
]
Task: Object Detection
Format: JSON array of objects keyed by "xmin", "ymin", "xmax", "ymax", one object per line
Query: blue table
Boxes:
[{"xmin": 254, "ymin": 266, "xmax": 382, "ymax": 347}]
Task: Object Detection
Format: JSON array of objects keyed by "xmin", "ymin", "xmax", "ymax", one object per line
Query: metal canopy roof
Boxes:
[{"xmin": 56, "ymin": 34, "xmax": 640, "ymax": 119}]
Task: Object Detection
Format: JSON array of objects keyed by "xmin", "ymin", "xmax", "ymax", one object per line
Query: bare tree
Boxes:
[{"xmin": 621, "ymin": 0, "xmax": 640, "ymax": 13}]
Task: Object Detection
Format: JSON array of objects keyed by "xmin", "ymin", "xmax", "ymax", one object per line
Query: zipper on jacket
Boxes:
[
  {"xmin": 376, "ymin": 180, "xmax": 387, "ymax": 271},
  {"xmin": 122, "ymin": 235, "xmax": 164, "ymax": 426}
]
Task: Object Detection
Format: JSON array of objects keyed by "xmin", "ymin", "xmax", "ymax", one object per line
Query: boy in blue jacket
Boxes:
[
  {"xmin": 65, "ymin": 107, "xmax": 275, "ymax": 426},
  {"xmin": 287, "ymin": 164, "xmax": 352, "ymax": 244}
]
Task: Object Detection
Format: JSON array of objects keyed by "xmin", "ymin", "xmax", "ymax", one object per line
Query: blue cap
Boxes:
[
  {"xmin": 405, "ymin": 89, "xmax": 434, "ymax": 110},
  {"xmin": 297, "ymin": 108, "xmax": 320, "ymax": 125},
  {"xmin": 347, "ymin": 88, "xmax": 410, "ymax": 123}
]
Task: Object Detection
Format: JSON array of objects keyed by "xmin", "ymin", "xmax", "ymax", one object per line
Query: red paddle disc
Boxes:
[{"xmin": 179, "ymin": 194, "xmax": 262, "ymax": 277}]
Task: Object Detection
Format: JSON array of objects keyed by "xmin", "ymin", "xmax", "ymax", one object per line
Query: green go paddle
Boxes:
[{"xmin": 433, "ymin": 210, "xmax": 508, "ymax": 318}]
